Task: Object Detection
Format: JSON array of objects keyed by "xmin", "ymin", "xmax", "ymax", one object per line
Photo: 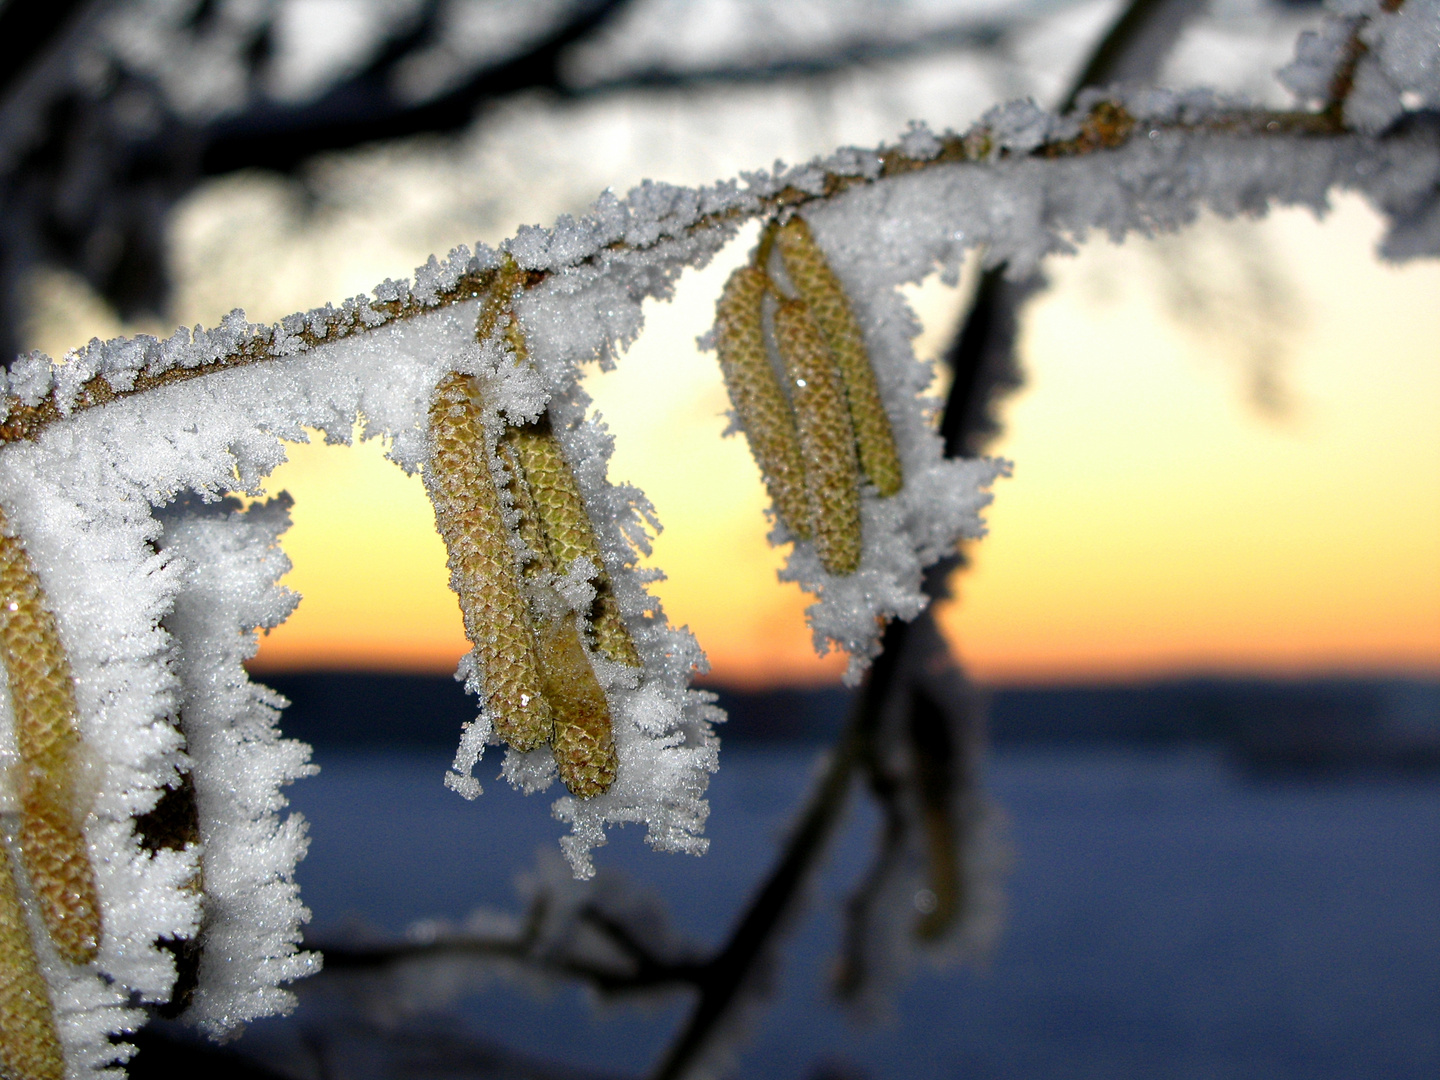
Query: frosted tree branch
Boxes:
[
  {"xmin": 0, "ymin": 2, "xmax": 1437, "ymax": 1076},
  {"xmin": 6, "ymin": 98, "xmax": 1434, "ymax": 443}
]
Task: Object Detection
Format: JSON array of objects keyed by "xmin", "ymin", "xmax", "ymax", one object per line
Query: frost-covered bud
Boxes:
[
  {"xmin": 713, "ymin": 264, "xmax": 812, "ymax": 538},
  {"xmin": 773, "ymin": 299, "xmax": 862, "ymax": 576},
  {"xmin": 776, "ymin": 216, "xmax": 903, "ymax": 499}
]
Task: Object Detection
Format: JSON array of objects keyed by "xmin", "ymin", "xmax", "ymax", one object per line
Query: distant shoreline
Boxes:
[{"xmin": 254, "ymin": 669, "xmax": 1440, "ymax": 773}]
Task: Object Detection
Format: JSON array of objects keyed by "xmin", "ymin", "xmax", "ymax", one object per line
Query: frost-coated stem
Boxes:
[{"xmin": 0, "ymin": 95, "xmax": 1406, "ymax": 445}]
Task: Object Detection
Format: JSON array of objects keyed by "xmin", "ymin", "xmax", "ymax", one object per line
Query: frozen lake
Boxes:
[{"xmin": 234, "ymin": 742, "xmax": 1438, "ymax": 1079}]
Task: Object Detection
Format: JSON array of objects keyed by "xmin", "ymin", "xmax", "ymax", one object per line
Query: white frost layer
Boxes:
[
  {"xmin": 0, "ymin": 432, "xmax": 201, "ymax": 1074},
  {"xmin": 156, "ymin": 496, "xmax": 319, "ymax": 1037},
  {"xmin": 0, "ymin": 301, "xmax": 485, "ymax": 1061},
  {"xmin": 1279, "ymin": 0, "xmax": 1440, "ymax": 133},
  {"xmin": 3, "ymin": 24, "xmax": 1438, "ymax": 895},
  {"xmin": 445, "ymin": 260, "xmax": 729, "ymax": 878}
]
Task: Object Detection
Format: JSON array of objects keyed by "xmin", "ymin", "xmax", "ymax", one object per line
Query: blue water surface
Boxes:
[{"xmin": 256, "ymin": 743, "xmax": 1440, "ymax": 1079}]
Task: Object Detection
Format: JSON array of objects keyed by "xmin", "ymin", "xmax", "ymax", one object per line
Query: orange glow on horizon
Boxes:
[{"xmin": 239, "ymin": 199, "xmax": 1438, "ymax": 687}]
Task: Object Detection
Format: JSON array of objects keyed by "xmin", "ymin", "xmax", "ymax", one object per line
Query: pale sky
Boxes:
[{"xmin": 21, "ymin": 9, "xmax": 1438, "ymax": 688}]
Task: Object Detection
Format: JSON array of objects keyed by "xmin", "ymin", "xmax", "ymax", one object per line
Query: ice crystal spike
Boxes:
[
  {"xmin": 714, "ymin": 264, "xmax": 811, "ymax": 538},
  {"xmin": 537, "ymin": 615, "xmax": 619, "ymax": 798},
  {"xmin": 776, "ymin": 216, "xmax": 903, "ymax": 498},
  {"xmin": 0, "ymin": 844, "xmax": 63, "ymax": 1080},
  {"xmin": 426, "ymin": 373, "xmax": 553, "ymax": 752},
  {"xmin": 498, "ymin": 430, "xmax": 620, "ymax": 798},
  {"xmin": 506, "ymin": 416, "xmax": 642, "ymax": 670},
  {"xmin": 774, "ymin": 300, "xmax": 862, "ymax": 575},
  {"xmin": 0, "ymin": 516, "xmax": 102, "ymax": 966}
]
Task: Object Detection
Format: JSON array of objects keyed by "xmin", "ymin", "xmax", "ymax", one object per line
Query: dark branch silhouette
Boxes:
[{"xmin": 200, "ymin": 0, "xmax": 636, "ymax": 174}]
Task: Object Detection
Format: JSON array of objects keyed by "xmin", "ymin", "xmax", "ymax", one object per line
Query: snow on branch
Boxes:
[{"xmin": 0, "ymin": 4, "xmax": 1436, "ymax": 1073}]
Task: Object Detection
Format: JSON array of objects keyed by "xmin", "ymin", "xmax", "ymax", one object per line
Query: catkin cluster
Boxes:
[
  {"xmin": 714, "ymin": 216, "xmax": 903, "ymax": 575},
  {"xmin": 425, "ymin": 266, "xmax": 642, "ymax": 798},
  {"xmin": 0, "ymin": 512, "xmax": 100, "ymax": 1079}
]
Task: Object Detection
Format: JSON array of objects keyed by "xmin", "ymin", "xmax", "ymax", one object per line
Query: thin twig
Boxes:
[{"xmin": 649, "ymin": 617, "xmax": 908, "ymax": 1080}]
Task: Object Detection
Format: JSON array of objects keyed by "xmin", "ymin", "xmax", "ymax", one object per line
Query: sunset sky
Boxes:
[
  {"xmin": 205, "ymin": 195, "xmax": 1440, "ymax": 688},
  {"xmin": 23, "ymin": 20, "xmax": 1439, "ymax": 691}
]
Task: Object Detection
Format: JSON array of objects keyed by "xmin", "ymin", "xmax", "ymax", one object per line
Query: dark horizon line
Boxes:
[{"xmin": 243, "ymin": 663, "xmax": 1440, "ymax": 690}]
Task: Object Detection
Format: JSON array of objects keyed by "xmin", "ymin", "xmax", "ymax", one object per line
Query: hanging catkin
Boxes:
[
  {"xmin": 0, "ymin": 843, "xmax": 63, "ymax": 1080},
  {"xmin": 505, "ymin": 419, "xmax": 641, "ymax": 670},
  {"xmin": 775, "ymin": 216, "xmax": 903, "ymax": 498},
  {"xmin": 0, "ymin": 513, "xmax": 101, "ymax": 966},
  {"xmin": 537, "ymin": 614, "xmax": 618, "ymax": 798},
  {"xmin": 497, "ymin": 430, "xmax": 619, "ymax": 797},
  {"xmin": 426, "ymin": 373, "xmax": 552, "ymax": 752},
  {"xmin": 482, "ymin": 261, "xmax": 642, "ymax": 671},
  {"xmin": 773, "ymin": 300, "xmax": 862, "ymax": 575},
  {"xmin": 714, "ymin": 264, "xmax": 811, "ymax": 538}
]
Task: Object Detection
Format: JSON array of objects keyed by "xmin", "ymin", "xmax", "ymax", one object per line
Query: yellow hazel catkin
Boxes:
[
  {"xmin": 499, "ymin": 429, "xmax": 620, "ymax": 798},
  {"xmin": 0, "ymin": 515, "xmax": 102, "ymax": 967},
  {"xmin": 536, "ymin": 615, "xmax": 619, "ymax": 798},
  {"xmin": 506, "ymin": 418, "xmax": 642, "ymax": 670},
  {"xmin": 425, "ymin": 373, "xmax": 552, "ymax": 752},
  {"xmin": 776, "ymin": 216, "xmax": 903, "ymax": 498},
  {"xmin": 496, "ymin": 432, "xmax": 550, "ymax": 578},
  {"xmin": 0, "ymin": 842, "xmax": 64, "ymax": 1080},
  {"xmin": 485, "ymin": 271, "xmax": 642, "ymax": 672},
  {"xmin": 773, "ymin": 300, "xmax": 863, "ymax": 575},
  {"xmin": 714, "ymin": 264, "xmax": 812, "ymax": 538}
]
